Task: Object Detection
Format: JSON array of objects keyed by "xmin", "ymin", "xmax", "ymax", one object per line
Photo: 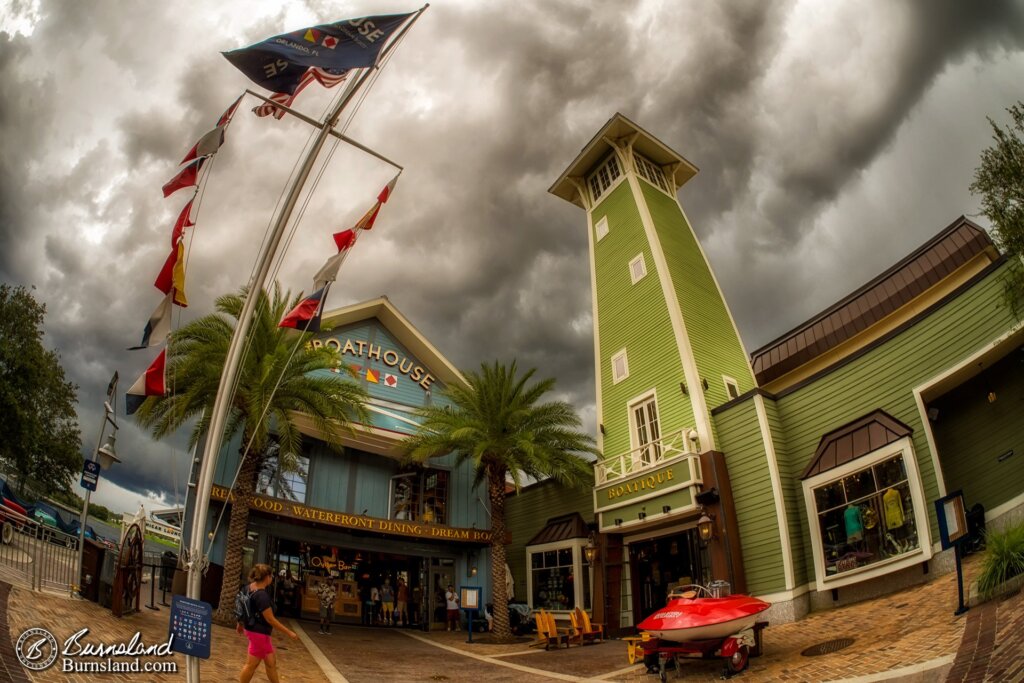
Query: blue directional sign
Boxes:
[
  {"xmin": 80, "ymin": 460, "xmax": 100, "ymax": 492},
  {"xmin": 169, "ymin": 595, "xmax": 212, "ymax": 659}
]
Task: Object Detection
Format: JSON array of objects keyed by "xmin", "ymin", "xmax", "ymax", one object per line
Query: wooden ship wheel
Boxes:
[{"xmin": 111, "ymin": 523, "xmax": 144, "ymax": 617}]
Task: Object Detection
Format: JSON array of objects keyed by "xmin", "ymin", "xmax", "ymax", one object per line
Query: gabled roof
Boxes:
[
  {"xmin": 801, "ymin": 410, "xmax": 912, "ymax": 480},
  {"xmin": 320, "ymin": 296, "xmax": 466, "ymax": 389},
  {"xmin": 549, "ymin": 112, "xmax": 699, "ymax": 207},
  {"xmin": 751, "ymin": 217, "xmax": 998, "ymax": 386}
]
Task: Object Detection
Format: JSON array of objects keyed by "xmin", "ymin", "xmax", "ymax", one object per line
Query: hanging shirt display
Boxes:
[
  {"xmin": 844, "ymin": 505, "xmax": 864, "ymax": 542},
  {"xmin": 883, "ymin": 488, "xmax": 905, "ymax": 529}
]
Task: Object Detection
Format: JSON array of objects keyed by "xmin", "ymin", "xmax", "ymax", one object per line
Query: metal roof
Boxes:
[
  {"xmin": 751, "ymin": 217, "xmax": 997, "ymax": 386},
  {"xmin": 526, "ymin": 512, "xmax": 589, "ymax": 546},
  {"xmin": 801, "ymin": 410, "xmax": 913, "ymax": 479}
]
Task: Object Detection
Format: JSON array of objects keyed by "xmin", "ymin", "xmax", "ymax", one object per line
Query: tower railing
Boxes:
[{"xmin": 595, "ymin": 428, "xmax": 700, "ymax": 484}]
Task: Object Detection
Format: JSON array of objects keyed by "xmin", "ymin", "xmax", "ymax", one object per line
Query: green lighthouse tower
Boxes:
[{"xmin": 550, "ymin": 114, "xmax": 758, "ymax": 619}]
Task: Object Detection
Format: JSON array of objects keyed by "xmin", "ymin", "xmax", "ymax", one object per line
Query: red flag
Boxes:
[
  {"xmin": 126, "ymin": 349, "xmax": 166, "ymax": 415},
  {"xmin": 217, "ymin": 94, "xmax": 244, "ymax": 127},
  {"xmin": 181, "ymin": 95, "xmax": 244, "ymax": 163},
  {"xmin": 162, "ymin": 157, "xmax": 205, "ymax": 198},
  {"xmin": 333, "ymin": 229, "xmax": 357, "ymax": 252},
  {"xmin": 279, "ymin": 286, "xmax": 329, "ymax": 332},
  {"xmin": 154, "ymin": 241, "xmax": 188, "ymax": 307},
  {"xmin": 171, "ymin": 200, "xmax": 195, "ymax": 246},
  {"xmin": 354, "ymin": 175, "xmax": 399, "ymax": 231}
]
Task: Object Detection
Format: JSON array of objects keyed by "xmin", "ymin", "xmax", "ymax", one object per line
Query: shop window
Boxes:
[
  {"xmin": 390, "ymin": 468, "xmax": 449, "ymax": 525},
  {"xmin": 804, "ymin": 446, "xmax": 923, "ymax": 585},
  {"xmin": 588, "ymin": 153, "xmax": 622, "ymax": 204},
  {"xmin": 629, "ymin": 253, "xmax": 648, "ymax": 284},
  {"xmin": 257, "ymin": 451, "xmax": 309, "ymax": 503},
  {"xmin": 526, "ymin": 540, "xmax": 591, "ymax": 612},
  {"xmin": 630, "ymin": 393, "xmax": 662, "ymax": 466},
  {"xmin": 633, "ymin": 151, "xmax": 670, "ymax": 192}
]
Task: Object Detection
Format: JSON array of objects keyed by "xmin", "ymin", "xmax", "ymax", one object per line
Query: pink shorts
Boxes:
[{"xmin": 246, "ymin": 631, "xmax": 274, "ymax": 659}]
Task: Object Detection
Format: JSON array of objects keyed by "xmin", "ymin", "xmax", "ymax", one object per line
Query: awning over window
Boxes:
[
  {"xmin": 526, "ymin": 512, "xmax": 589, "ymax": 546},
  {"xmin": 801, "ymin": 410, "xmax": 913, "ymax": 479}
]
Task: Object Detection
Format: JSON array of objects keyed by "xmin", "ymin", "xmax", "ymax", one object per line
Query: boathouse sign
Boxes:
[{"xmin": 210, "ymin": 485, "xmax": 490, "ymax": 543}]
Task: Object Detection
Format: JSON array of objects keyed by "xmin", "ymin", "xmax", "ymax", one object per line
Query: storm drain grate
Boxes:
[{"xmin": 801, "ymin": 638, "xmax": 855, "ymax": 657}]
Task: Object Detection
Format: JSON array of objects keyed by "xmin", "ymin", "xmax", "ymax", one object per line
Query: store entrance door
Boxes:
[
  {"xmin": 428, "ymin": 557, "xmax": 455, "ymax": 630},
  {"xmin": 630, "ymin": 529, "xmax": 708, "ymax": 623}
]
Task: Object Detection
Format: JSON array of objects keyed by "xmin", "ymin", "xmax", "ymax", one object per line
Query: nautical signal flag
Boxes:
[
  {"xmin": 129, "ymin": 292, "xmax": 173, "ymax": 350},
  {"xmin": 155, "ymin": 240, "xmax": 188, "ymax": 307},
  {"xmin": 253, "ymin": 67, "xmax": 348, "ymax": 119},
  {"xmin": 383, "ymin": 373, "xmax": 398, "ymax": 388},
  {"xmin": 171, "ymin": 200, "xmax": 194, "ymax": 246},
  {"xmin": 333, "ymin": 229, "xmax": 356, "ymax": 251},
  {"xmin": 278, "ymin": 286, "xmax": 329, "ymax": 333},
  {"xmin": 314, "ymin": 229, "xmax": 359, "ymax": 290},
  {"xmin": 182, "ymin": 94, "xmax": 243, "ymax": 163},
  {"xmin": 126, "ymin": 348, "xmax": 166, "ymax": 416},
  {"xmin": 222, "ymin": 13, "xmax": 413, "ymax": 95},
  {"xmin": 353, "ymin": 175, "xmax": 399, "ymax": 231},
  {"xmin": 365, "ymin": 369, "xmax": 380, "ymax": 384},
  {"xmin": 162, "ymin": 157, "xmax": 205, "ymax": 198}
]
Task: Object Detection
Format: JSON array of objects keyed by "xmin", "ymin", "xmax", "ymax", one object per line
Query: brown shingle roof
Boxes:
[
  {"xmin": 526, "ymin": 513, "xmax": 589, "ymax": 546},
  {"xmin": 801, "ymin": 410, "xmax": 913, "ymax": 479},
  {"xmin": 751, "ymin": 217, "xmax": 995, "ymax": 385}
]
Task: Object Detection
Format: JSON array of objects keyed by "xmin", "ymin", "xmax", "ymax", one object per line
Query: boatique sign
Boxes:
[{"xmin": 210, "ymin": 484, "xmax": 490, "ymax": 544}]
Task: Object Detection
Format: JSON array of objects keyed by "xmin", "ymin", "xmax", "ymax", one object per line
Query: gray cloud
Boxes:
[{"xmin": 2, "ymin": 0, "xmax": 1023, "ymax": 513}]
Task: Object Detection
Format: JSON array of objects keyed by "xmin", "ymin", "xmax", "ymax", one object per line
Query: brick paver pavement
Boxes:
[{"xmin": 0, "ymin": 553, "xmax": 1020, "ymax": 682}]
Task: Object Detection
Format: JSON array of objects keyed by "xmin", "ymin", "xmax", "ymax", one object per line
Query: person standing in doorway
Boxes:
[
  {"xmin": 395, "ymin": 577, "xmax": 409, "ymax": 627},
  {"xmin": 237, "ymin": 563, "xmax": 298, "ymax": 683},
  {"xmin": 370, "ymin": 585, "xmax": 381, "ymax": 625},
  {"xmin": 445, "ymin": 584, "xmax": 460, "ymax": 631},
  {"xmin": 381, "ymin": 578, "xmax": 395, "ymax": 625},
  {"xmin": 315, "ymin": 579, "xmax": 338, "ymax": 635}
]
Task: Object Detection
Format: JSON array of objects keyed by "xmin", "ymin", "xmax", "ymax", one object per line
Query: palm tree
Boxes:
[
  {"xmin": 134, "ymin": 283, "xmax": 367, "ymax": 623},
  {"xmin": 403, "ymin": 360, "xmax": 597, "ymax": 641}
]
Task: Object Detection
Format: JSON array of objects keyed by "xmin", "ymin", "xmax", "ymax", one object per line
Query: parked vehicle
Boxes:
[{"xmin": 31, "ymin": 502, "xmax": 78, "ymax": 548}]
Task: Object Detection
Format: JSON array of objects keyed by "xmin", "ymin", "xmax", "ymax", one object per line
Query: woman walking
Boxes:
[{"xmin": 237, "ymin": 564, "xmax": 298, "ymax": 683}]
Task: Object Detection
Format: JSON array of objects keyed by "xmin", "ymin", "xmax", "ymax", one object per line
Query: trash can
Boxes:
[
  {"xmin": 160, "ymin": 551, "xmax": 177, "ymax": 591},
  {"xmin": 98, "ymin": 548, "xmax": 119, "ymax": 609},
  {"xmin": 79, "ymin": 539, "xmax": 105, "ymax": 602}
]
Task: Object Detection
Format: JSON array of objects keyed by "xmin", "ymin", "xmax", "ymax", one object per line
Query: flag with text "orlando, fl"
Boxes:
[
  {"xmin": 222, "ymin": 13, "xmax": 413, "ymax": 95},
  {"xmin": 128, "ymin": 292, "xmax": 173, "ymax": 350},
  {"xmin": 126, "ymin": 348, "xmax": 166, "ymax": 415},
  {"xmin": 278, "ymin": 285, "xmax": 330, "ymax": 333},
  {"xmin": 253, "ymin": 67, "xmax": 348, "ymax": 119}
]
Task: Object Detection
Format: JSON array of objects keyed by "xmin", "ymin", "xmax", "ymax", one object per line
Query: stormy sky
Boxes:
[{"xmin": 1, "ymin": 1, "xmax": 1022, "ymax": 515}]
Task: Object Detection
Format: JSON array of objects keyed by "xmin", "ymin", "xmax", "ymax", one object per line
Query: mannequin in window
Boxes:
[
  {"xmin": 883, "ymin": 487, "xmax": 905, "ymax": 530},
  {"xmin": 844, "ymin": 504, "xmax": 864, "ymax": 547}
]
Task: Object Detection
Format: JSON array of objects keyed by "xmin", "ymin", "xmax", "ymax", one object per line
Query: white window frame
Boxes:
[
  {"xmin": 525, "ymin": 538, "xmax": 592, "ymax": 614},
  {"xmin": 629, "ymin": 253, "xmax": 648, "ymax": 284},
  {"xmin": 723, "ymin": 375, "xmax": 739, "ymax": 400},
  {"xmin": 632, "ymin": 151, "xmax": 671, "ymax": 193},
  {"xmin": 587, "ymin": 153, "xmax": 624, "ymax": 204},
  {"xmin": 801, "ymin": 436, "xmax": 933, "ymax": 592},
  {"xmin": 628, "ymin": 389, "xmax": 662, "ymax": 467},
  {"xmin": 611, "ymin": 348, "xmax": 629, "ymax": 384},
  {"xmin": 595, "ymin": 215, "xmax": 610, "ymax": 241}
]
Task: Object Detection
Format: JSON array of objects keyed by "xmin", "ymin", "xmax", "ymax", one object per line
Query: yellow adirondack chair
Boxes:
[
  {"xmin": 574, "ymin": 606, "xmax": 604, "ymax": 643},
  {"xmin": 539, "ymin": 609, "xmax": 570, "ymax": 649}
]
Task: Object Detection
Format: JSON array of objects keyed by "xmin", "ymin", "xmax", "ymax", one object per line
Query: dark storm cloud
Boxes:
[{"xmin": 2, "ymin": 0, "xmax": 1023, "ymax": 511}]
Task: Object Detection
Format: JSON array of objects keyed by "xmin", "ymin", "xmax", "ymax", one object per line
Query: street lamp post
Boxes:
[{"xmin": 74, "ymin": 396, "xmax": 120, "ymax": 597}]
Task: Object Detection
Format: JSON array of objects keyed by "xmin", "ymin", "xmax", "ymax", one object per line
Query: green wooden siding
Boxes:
[
  {"xmin": 713, "ymin": 399, "xmax": 786, "ymax": 594},
  {"xmin": 761, "ymin": 396, "xmax": 809, "ymax": 586},
  {"xmin": 643, "ymin": 182, "xmax": 756, "ymax": 418},
  {"xmin": 504, "ymin": 479, "xmax": 594, "ymax": 603},
  {"xmin": 931, "ymin": 350, "xmax": 1024, "ymax": 513},
  {"xmin": 770, "ymin": 264, "xmax": 1019, "ymax": 577},
  {"xmin": 591, "ymin": 181, "xmax": 693, "ymax": 460}
]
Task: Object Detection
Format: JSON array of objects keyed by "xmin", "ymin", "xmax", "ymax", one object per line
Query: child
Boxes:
[{"xmin": 237, "ymin": 564, "xmax": 298, "ymax": 683}]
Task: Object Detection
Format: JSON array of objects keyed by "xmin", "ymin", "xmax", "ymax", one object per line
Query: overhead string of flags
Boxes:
[{"xmin": 126, "ymin": 12, "xmax": 413, "ymax": 415}]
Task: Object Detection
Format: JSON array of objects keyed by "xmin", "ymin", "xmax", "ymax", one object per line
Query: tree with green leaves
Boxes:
[
  {"xmin": 133, "ymin": 283, "xmax": 368, "ymax": 624},
  {"xmin": 971, "ymin": 100, "xmax": 1024, "ymax": 315},
  {"xmin": 403, "ymin": 360, "xmax": 597, "ymax": 641},
  {"xmin": 0, "ymin": 284, "xmax": 82, "ymax": 495}
]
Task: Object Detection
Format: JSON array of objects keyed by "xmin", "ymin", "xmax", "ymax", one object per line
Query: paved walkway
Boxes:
[{"xmin": 0, "ymin": 555, "xmax": 1018, "ymax": 681}]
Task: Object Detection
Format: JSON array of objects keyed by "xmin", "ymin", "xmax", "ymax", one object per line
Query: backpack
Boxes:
[{"xmin": 234, "ymin": 588, "xmax": 253, "ymax": 625}]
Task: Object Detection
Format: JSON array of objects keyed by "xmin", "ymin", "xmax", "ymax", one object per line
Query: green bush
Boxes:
[{"xmin": 977, "ymin": 522, "xmax": 1024, "ymax": 599}]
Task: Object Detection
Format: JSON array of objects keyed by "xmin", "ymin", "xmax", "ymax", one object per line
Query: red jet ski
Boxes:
[{"xmin": 637, "ymin": 586, "xmax": 770, "ymax": 642}]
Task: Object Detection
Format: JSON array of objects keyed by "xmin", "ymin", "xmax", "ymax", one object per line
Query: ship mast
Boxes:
[{"xmin": 185, "ymin": 7, "xmax": 427, "ymax": 681}]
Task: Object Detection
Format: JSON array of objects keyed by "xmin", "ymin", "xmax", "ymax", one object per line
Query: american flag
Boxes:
[{"xmin": 253, "ymin": 67, "xmax": 349, "ymax": 119}]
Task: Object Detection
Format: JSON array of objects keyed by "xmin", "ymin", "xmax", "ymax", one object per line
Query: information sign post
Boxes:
[{"xmin": 934, "ymin": 490, "xmax": 970, "ymax": 616}]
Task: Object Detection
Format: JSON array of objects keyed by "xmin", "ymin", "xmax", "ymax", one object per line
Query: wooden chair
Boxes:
[
  {"xmin": 574, "ymin": 606, "xmax": 604, "ymax": 643},
  {"xmin": 538, "ymin": 609, "xmax": 570, "ymax": 649}
]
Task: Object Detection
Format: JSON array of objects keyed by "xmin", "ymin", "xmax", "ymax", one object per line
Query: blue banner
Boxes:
[
  {"xmin": 223, "ymin": 13, "xmax": 413, "ymax": 94},
  {"xmin": 80, "ymin": 460, "xmax": 100, "ymax": 492},
  {"xmin": 169, "ymin": 596, "xmax": 212, "ymax": 659}
]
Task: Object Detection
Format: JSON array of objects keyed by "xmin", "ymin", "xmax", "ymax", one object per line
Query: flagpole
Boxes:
[{"xmin": 185, "ymin": 6, "xmax": 427, "ymax": 681}]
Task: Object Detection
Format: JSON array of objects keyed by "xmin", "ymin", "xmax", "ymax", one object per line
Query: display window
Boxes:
[
  {"xmin": 389, "ymin": 468, "xmax": 450, "ymax": 524},
  {"xmin": 257, "ymin": 450, "xmax": 309, "ymax": 502},
  {"xmin": 526, "ymin": 539, "xmax": 591, "ymax": 612},
  {"xmin": 802, "ymin": 437, "xmax": 932, "ymax": 591}
]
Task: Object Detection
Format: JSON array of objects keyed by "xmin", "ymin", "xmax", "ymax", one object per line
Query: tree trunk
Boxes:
[
  {"xmin": 488, "ymin": 467, "xmax": 514, "ymax": 642},
  {"xmin": 212, "ymin": 447, "xmax": 260, "ymax": 625}
]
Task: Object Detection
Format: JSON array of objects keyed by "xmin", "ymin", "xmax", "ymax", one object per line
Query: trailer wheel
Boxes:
[
  {"xmin": 1, "ymin": 521, "xmax": 13, "ymax": 545},
  {"xmin": 726, "ymin": 645, "xmax": 749, "ymax": 675}
]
